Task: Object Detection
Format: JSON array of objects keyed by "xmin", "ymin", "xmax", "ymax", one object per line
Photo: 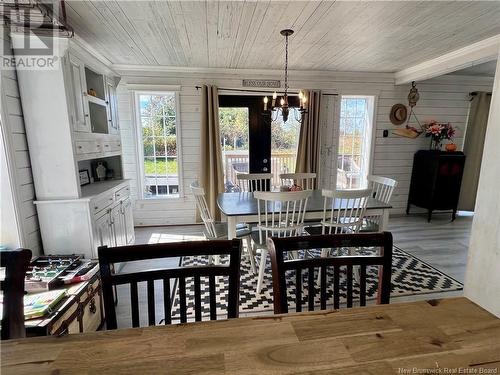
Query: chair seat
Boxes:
[
  {"xmin": 204, "ymin": 222, "xmax": 251, "ymax": 240},
  {"xmin": 250, "ymin": 230, "xmax": 267, "ymax": 248},
  {"xmin": 304, "ymin": 225, "xmax": 323, "ymax": 235},
  {"xmin": 359, "ymin": 219, "xmax": 380, "ymax": 233}
]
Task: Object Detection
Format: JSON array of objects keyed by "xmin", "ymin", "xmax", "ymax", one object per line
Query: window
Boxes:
[
  {"xmin": 337, "ymin": 96, "xmax": 375, "ymax": 189},
  {"xmin": 137, "ymin": 92, "xmax": 180, "ymax": 198}
]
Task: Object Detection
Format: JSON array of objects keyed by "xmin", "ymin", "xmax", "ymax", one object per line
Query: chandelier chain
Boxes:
[{"xmin": 284, "ymin": 33, "xmax": 289, "ymax": 97}]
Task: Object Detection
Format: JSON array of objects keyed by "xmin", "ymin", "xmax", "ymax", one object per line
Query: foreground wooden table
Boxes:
[{"xmin": 2, "ymin": 297, "xmax": 499, "ymax": 374}]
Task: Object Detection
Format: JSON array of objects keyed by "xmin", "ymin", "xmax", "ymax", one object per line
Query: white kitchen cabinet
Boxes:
[
  {"xmin": 122, "ymin": 198, "xmax": 135, "ymax": 245},
  {"xmin": 67, "ymin": 54, "xmax": 91, "ymax": 133},
  {"xmin": 13, "ymin": 36, "xmax": 133, "ymax": 258},
  {"xmin": 95, "ymin": 210, "xmax": 114, "ymax": 249},
  {"xmin": 106, "ymin": 77, "xmax": 120, "ymax": 135}
]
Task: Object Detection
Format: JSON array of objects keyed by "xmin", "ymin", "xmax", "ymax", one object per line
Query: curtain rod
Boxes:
[
  {"xmin": 194, "ymin": 86, "xmax": 338, "ymax": 96},
  {"xmin": 469, "ymin": 91, "xmax": 492, "ymax": 96}
]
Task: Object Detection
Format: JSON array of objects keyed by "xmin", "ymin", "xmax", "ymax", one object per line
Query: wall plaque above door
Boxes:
[{"xmin": 242, "ymin": 79, "xmax": 281, "ymax": 88}]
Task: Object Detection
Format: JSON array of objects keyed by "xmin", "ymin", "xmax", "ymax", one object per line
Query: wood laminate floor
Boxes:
[{"xmin": 114, "ymin": 213, "xmax": 472, "ymax": 326}]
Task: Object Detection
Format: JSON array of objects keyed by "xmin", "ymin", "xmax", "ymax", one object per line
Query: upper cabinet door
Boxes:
[
  {"xmin": 68, "ymin": 55, "xmax": 91, "ymax": 132},
  {"xmin": 105, "ymin": 77, "xmax": 119, "ymax": 135}
]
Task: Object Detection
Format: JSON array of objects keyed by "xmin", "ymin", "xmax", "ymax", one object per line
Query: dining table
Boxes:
[
  {"xmin": 2, "ymin": 297, "xmax": 499, "ymax": 374},
  {"xmin": 217, "ymin": 189, "xmax": 392, "ymax": 239}
]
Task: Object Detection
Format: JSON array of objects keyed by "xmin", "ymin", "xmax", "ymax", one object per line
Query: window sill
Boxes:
[{"xmin": 137, "ymin": 195, "xmax": 187, "ymax": 203}]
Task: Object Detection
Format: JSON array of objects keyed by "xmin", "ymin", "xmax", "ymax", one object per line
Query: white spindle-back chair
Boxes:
[
  {"xmin": 306, "ymin": 188, "xmax": 372, "ymax": 283},
  {"xmin": 253, "ymin": 190, "xmax": 312, "ymax": 293},
  {"xmin": 363, "ymin": 175, "xmax": 398, "ymax": 232},
  {"xmin": 236, "ymin": 173, "xmax": 274, "ymax": 192},
  {"xmin": 319, "ymin": 189, "xmax": 372, "ymax": 235},
  {"xmin": 279, "ymin": 172, "xmax": 317, "ymax": 190},
  {"xmin": 190, "ymin": 182, "xmax": 256, "ymax": 271}
]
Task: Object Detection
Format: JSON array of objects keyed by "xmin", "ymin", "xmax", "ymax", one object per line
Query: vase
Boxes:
[{"xmin": 430, "ymin": 138, "xmax": 442, "ymax": 151}]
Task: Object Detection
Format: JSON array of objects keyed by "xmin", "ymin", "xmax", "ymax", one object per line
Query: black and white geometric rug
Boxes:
[{"xmin": 170, "ymin": 246, "xmax": 463, "ymax": 321}]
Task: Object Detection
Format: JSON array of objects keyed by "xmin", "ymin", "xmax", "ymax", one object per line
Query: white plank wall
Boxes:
[
  {"xmin": 116, "ymin": 69, "xmax": 493, "ymax": 226},
  {"xmin": 0, "ymin": 33, "xmax": 43, "ymax": 255}
]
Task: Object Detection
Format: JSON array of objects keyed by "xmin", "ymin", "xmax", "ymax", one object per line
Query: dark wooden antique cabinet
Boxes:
[{"xmin": 407, "ymin": 150, "xmax": 466, "ymax": 222}]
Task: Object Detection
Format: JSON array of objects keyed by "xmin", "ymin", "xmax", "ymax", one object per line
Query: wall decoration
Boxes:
[
  {"xmin": 392, "ymin": 81, "xmax": 424, "ymax": 139},
  {"xmin": 242, "ymin": 79, "xmax": 281, "ymax": 88},
  {"xmin": 79, "ymin": 169, "xmax": 90, "ymax": 186},
  {"xmin": 389, "ymin": 104, "xmax": 408, "ymax": 125}
]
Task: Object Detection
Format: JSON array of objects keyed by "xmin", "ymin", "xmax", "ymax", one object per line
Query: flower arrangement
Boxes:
[{"xmin": 423, "ymin": 120, "xmax": 456, "ymax": 150}]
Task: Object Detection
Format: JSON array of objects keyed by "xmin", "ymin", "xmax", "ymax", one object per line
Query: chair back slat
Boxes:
[
  {"xmin": 1, "ymin": 249, "xmax": 31, "ymax": 340},
  {"xmin": 163, "ymin": 278, "xmax": 171, "ymax": 325},
  {"xmin": 268, "ymin": 233, "xmax": 393, "ymax": 314},
  {"xmin": 321, "ymin": 189, "xmax": 371, "ymax": 234},
  {"xmin": 190, "ymin": 182, "xmax": 218, "ymax": 238},
  {"xmin": 359, "ymin": 265, "xmax": 367, "ymax": 307},
  {"xmin": 365, "ymin": 175, "xmax": 398, "ymax": 230},
  {"xmin": 279, "ymin": 173, "xmax": 317, "ymax": 190},
  {"xmin": 254, "ymin": 190, "xmax": 312, "ymax": 244},
  {"xmin": 236, "ymin": 172, "xmax": 273, "ymax": 192},
  {"xmin": 98, "ymin": 240, "xmax": 241, "ymax": 329},
  {"xmin": 130, "ymin": 281, "xmax": 140, "ymax": 328},
  {"xmin": 147, "ymin": 280, "xmax": 155, "ymax": 326}
]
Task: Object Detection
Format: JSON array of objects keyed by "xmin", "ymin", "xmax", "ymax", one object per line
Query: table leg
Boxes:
[
  {"xmin": 227, "ymin": 216, "xmax": 237, "ymax": 240},
  {"xmin": 379, "ymin": 209, "xmax": 390, "ymax": 231}
]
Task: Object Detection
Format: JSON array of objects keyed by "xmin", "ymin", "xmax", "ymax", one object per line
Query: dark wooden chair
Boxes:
[
  {"xmin": 1, "ymin": 249, "xmax": 32, "ymax": 340},
  {"xmin": 98, "ymin": 239, "xmax": 242, "ymax": 329},
  {"xmin": 268, "ymin": 232, "xmax": 392, "ymax": 314}
]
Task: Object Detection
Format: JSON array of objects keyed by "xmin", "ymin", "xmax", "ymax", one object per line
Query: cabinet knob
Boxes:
[
  {"xmin": 78, "ymin": 146, "xmax": 82, "ymax": 149},
  {"xmin": 105, "ymin": 144, "xmax": 109, "ymax": 147},
  {"xmin": 85, "ymin": 114, "xmax": 89, "ymax": 117},
  {"xmin": 94, "ymin": 206, "xmax": 98, "ymax": 210}
]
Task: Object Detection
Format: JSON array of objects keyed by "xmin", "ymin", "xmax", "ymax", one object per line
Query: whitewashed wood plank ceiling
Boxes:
[{"xmin": 65, "ymin": 1, "xmax": 500, "ymax": 72}]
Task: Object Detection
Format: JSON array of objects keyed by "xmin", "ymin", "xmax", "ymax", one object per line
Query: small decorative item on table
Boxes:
[
  {"xmin": 423, "ymin": 120, "xmax": 456, "ymax": 151},
  {"xmin": 290, "ymin": 184, "xmax": 303, "ymax": 191}
]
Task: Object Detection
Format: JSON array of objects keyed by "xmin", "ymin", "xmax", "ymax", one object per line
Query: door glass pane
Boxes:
[
  {"xmin": 219, "ymin": 107, "xmax": 249, "ymax": 192},
  {"xmin": 271, "ymin": 108, "xmax": 301, "ymax": 190},
  {"xmin": 337, "ymin": 96, "xmax": 374, "ymax": 189}
]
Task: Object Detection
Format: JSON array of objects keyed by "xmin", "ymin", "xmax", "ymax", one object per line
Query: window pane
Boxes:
[
  {"xmin": 155, "ymin": 157, "xmax": 167, "ymax": 175},
  {"xmin": 155, "ymin": 139, "xmax": 166, "ymax": 156},
  {"xmin": 165, "ymin": 118, "xmax": 176, "ymax": 135},
  {"xmin": 337, "ymin": 96, "xmax": 374, "ymax": 190},
  {"xmin": 139, "ymin": 92, "xmax": 179, "ymax": 198},
  {"xmin": 143, "ymin": 138, "xmax": 154, "ymax": 156},
  {"xmin": 166, "ymin": 157, "xmax": 177, "ymax": 174},
  {"xmin": 166, "ymin": 136, "xmax": 177, "ymax": 156}
]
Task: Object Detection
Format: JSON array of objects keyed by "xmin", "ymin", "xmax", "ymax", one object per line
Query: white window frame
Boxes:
[
  {"xmin": 133, "ymin": 90, "xmax": 183, "ymax": 200},
  {"xmin": 336, "ymin": 94, "xmax": 377, "ymax": 190}
]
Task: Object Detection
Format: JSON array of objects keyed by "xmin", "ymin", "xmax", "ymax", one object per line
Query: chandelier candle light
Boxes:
[{"xmin": 263, "ymin": 29, "xmax": 307, "ymax": 124}]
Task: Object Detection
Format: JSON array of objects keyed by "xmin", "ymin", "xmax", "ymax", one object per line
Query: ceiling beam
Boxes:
[{"xmin": 395, "ymin": 34, "xmax": 500, "ymax": 85}]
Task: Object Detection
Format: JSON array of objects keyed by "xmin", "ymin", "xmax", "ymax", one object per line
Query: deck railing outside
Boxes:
[{"xmin": 222, "ymin": 150, "xmax": 296, "ymax": 190}]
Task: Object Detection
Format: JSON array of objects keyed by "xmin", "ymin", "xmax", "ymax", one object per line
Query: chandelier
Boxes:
[{"xmin": 263, "ymin": 29, "xmax": 307, "ymax": 124}]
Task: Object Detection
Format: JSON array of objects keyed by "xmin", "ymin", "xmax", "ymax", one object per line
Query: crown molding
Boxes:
[
  {"xmin": 70, "ymin": 35, "xmax": 117, "ymax": 76},
  {"xmin": 395, "ymin": 34, "xmax": 500, "ymax": 85},
  {"xmin": 112, "ymin": 63, "xmax": 395, "ymax": 81}
]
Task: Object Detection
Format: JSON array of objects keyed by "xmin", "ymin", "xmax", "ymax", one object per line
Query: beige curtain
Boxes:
[
  {"xmin": 295, "ymin": 90, "xmax": 322, "ymax": 187},
  {"xmin": 198, "ymin": 85, "xmax": 224, "ymax": 221},
  {"xmin": 458, "ymin": 92, "xmax": 492, "ymax": 211}
]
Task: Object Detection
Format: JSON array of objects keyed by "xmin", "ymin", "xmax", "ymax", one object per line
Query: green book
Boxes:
[{"xmin": 23, "ymin": 290, "xmax": 67, "ymax": 320}]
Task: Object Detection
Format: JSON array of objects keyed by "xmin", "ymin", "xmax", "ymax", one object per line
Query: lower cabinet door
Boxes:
[
  {"xmin": 111, "ymin": 204, "xmax": 126, "ymax": 246},
  {"xmin": 122, "ymin": 198, "xmax": 135, "ymax": 244},
  {"xmin": 95, "ymin": 210, "xmax": 114, "ymax": 249}
]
